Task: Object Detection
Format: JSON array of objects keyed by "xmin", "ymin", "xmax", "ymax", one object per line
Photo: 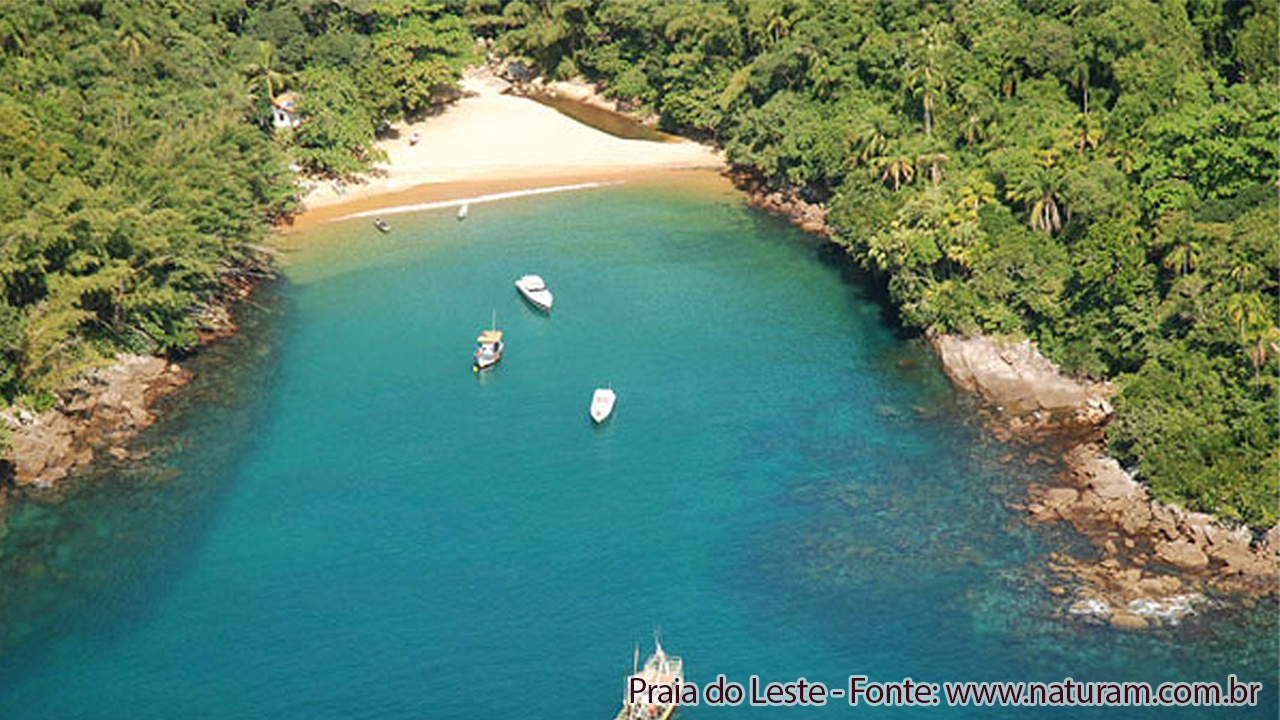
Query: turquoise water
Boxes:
[{"xmin": 0, "ymin": 179, "xmax": 1274, "ymax": 719}]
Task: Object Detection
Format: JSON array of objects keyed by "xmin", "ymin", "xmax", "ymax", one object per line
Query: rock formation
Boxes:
[{"xmin": 1, "ymin": 355, "xmax": 190, "ymax": 489}]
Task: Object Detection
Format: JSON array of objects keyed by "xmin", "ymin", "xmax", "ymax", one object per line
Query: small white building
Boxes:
[{"xmin": 271, "ymin": 92, "xmax": 299, "ymax": 130}]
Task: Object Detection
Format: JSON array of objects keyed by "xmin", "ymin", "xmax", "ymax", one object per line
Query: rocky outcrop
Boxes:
[
  {"xmin": 929, "ymin": 333, "xmax": 1111, "ymax": 433},
  {"xmin": 721, "ymin": 156, "xmax": 1278, "ymax": 625},
  {"xmin": 0, "ymin": 258, "xmax": 263, "ymax": 492},
  {"xmin": 727, "ymin": 170, "xmax": 832, "ymax": 237},
  {"xmin": 1, "ymin": 355, "xmax": 190, "ymax": 489},
  {"xmin": 1020, "ymin": 444, "xmax": 1279, "ymax": 628},
  {"xmin": 0, "ymin": 261, "xmax": 269, "ymax": 491},
  {"xmin": 715, "ymin": 159, "xmax": 1278, "ymax": 624},
  {"xmin": 929, "ymin": 333, "xmax": 1277, "ymax": 625}
]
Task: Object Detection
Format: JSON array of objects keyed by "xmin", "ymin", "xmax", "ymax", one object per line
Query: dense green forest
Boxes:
[
  {"xmin": 484, "ymin": 0, "xmax": 1279, "ymax": 527},
  {"xmin": 0, "ymin": 0, "xmax": 473, "ymax": 409},
  {"xmin": 0, "ymin": 1, "xmax": 1275, "ymax": 527}
]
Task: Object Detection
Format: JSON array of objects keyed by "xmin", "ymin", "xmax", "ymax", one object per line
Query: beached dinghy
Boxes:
[
  {"xmin": 373, "ymin": 217, "xmax": 391, "ymax": 233},
  {"xmin": 457, "ymin": 203, "xmax": 469, "ymax": 221},
  {"xmin": 514, "ymin": 274, "xmax": 553, "ymax": 311},
  {"xmin": 590, "ymin": 387, "xmax": 616, "ymax": 423}
]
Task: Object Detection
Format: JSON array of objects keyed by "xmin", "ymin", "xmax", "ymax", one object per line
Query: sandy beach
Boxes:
[{"xmin": 289, "ymin": 69, "xmax": 723, "ymax": 229}]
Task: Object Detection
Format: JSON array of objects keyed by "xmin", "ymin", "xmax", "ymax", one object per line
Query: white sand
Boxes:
[{"xmin": 299, "ymin": 69, "xmax": 723, "ymax": 215}]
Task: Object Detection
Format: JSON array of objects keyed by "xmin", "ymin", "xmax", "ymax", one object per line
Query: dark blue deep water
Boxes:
[{"xmin": 0, "ymin": 178, "xmax": 1274, "ymax": 719}]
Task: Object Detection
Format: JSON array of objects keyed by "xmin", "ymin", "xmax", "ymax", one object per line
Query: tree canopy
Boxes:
[
  {"xmin": 0, "ymin": 0, "xmax": 474, "ymax": 406},
  {"xmin": 1, "ymin": 0, "xmax": 1275, "ymax": 527},
  {"xmin": 485, "ymin": 0, "xmax": 1278, "ymax": 527}
]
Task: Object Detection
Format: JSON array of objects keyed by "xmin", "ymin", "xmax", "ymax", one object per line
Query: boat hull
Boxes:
[
  {"xmin": 515, "ymin": 286, "xmax": 553, "ymax": 311},
  {"xmin": 475, "ymin": 342, "xmax": 504, "ymax": 370},
  {"xmin": 590, "ymin": 390, "xmax": 616, "ymax": 423},
  {"xmin": 614, "ymin": 705, "xmax": 675, "ymax": 720}
]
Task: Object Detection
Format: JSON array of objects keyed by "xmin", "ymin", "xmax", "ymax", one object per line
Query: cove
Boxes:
[{"xmin": 0, "ymin": 176, "xmax": 1274, "ymax": 719}]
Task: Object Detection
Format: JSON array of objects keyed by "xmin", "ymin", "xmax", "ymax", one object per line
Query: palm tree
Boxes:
[
  {"xmin": 766, "ymin": 13, "xmax": 791, "ymax": 45},
  {"xmin": 847, "ymin": 108, "xmax": 895, "ymax": 167},
  {"xmin": 1229, "ymin": 258, "xmax": 1260, "ymax": 291},
  {"xmin": 1008, "ymin": 168, "xmax": 1063, "ymax": 234},
  {"xmin": 1246, "ymin": 326, "xmax": 1280, "ymax": 374},
  {"xmin": 848, "ymin": 123, "xmax": 888, "ymax": 167},
  {"xmin": 1064, "ymin": 62, "xmax": 1100, "ymax": 157},
  {"xmin": 243, "ymin": 41, "xmax": 286, "ymax": 102},
  {"xmin": 1227, "ymin": 293, "xmax": 1267, "ymax": 346},
  {"xmin": 873, "ymin": 152, "xmax": 916, "ymax": 192},
  {"xmin": 1162, "ymin": 241, "xmax": 1201, "ymax": 276},
  {"xmin": 1071, "ymin": 111, "xmax": 1102, "ymax": 157},
  {"xmin": 1110, "ymin": 146, "xmax": 1137, "ymax": 174},
  {"xmin": 953, "ymin": 82, "xmax": 997, "ymax": 145},
  {"xmin": 918, "ymin": 151, "xmax": 950, "ymax": 186},
  {"xmin": 905, "ymin": 23, "xmax": 952, "ymax": 137},
  {"xmin": 113, "ymin": 12, "xmax": 154, "ymax": 64},
  {"xmin": 953, "ymin": 173, "xmax": 996, "ymax": 221},
  {"xmin": 1000, "ymin": 63, "xmax": 1019, "ymax": 99}
]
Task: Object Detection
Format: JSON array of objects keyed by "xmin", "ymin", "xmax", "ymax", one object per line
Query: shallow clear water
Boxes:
[{"xmin": 0, "ymin": 178, "xmax": 1274, "ymax": 719}]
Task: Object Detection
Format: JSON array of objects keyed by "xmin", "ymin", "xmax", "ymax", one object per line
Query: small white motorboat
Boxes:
[
  {"xmin": 373, "ymin": 217, "xmax": 391, "ymax": 233},
  {"xmin": 457, "ymin": 203, "xmax": 469, "ymax": 221},
  {"xmin": 409, "ymin": 130, "xmax": 421, "ymax": 146},
  {"xmin": 514, "ymin": 274, "xmax": 553, "ymax": 311},
  {"xmin": 590, "ymin": 387, "xmax": 616, "ymax": 424}
]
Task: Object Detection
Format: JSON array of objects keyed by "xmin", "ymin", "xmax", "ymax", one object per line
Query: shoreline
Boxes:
[
  {"xmin": 282, "ymin": 168, "xmax": 723, "ymax": 233},
  {"xmin": 4, "ymin": 64, "xmax": 1273, "ymax": 629},
  {"xmin": 286, "ymin": 67, "xmax": 723, "ymax": 229},
  {"xmin": 0, "ymin": 65, "xmax": 726, "ymax": 496},
  {"xmin": 741, "ymin": 177, "xmax": 1279, "ymax": 623},
  {"xmin": 0, "ymin": 269, "xmax": 264, "ymax": 496}
]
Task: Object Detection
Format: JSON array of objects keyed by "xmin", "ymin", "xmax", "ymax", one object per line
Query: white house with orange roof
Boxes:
[{"xmin": 271, "ymin": 92, "xmax": 299, "ymax": 130}]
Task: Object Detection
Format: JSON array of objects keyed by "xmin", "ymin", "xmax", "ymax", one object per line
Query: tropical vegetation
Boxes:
[
  {"xmin": 484, "ymin": 0, "xmax": 1278, "ymax": 526},
  {"xmin": 0, "ymin": 0, "xmax": 474, "ymax": 413},
  {"xmin": 0, "ymin": 0, "xmax": 1274, "ymax": 527}
]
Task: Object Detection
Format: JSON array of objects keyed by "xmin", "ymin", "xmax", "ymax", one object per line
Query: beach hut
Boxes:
[{"xmin": 271, "ymin": 93, "xmax": 300, "ymax": 130}]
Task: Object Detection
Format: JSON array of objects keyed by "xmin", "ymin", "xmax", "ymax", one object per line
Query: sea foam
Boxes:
[{"xmin": 336, "ymin": 181, "xmax": 622, "ymax": 220}]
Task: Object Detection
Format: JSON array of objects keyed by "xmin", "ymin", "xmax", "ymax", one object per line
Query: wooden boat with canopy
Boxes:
[
  {"xmin": 615, "ymin": 639, "xmax": 683, "ymax": 720},
  {"xmin": 474, "ymin": 314, "xmax": 504, "ymax": 370}
]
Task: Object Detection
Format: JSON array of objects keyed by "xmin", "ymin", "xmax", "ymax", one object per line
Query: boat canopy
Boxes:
[
  {"xmin": 519, "ymin": 275, "xmax": 545, "ymax": 290},
  {"xmin": 477, "ymin": 330, "xmax": 503, "ymax": 343}
]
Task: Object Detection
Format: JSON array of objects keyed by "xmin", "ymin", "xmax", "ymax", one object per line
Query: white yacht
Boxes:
[
  {"xmin": 457, "ymin": 203, "xmax": 469, "ymax": 221},
  {"xmin": 514, "ymin": 274, "xmax": 553, "ymax": 311},
  {"xmin": 590, "ymin": 387, "xmax": 616, "ymax": 423}
]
